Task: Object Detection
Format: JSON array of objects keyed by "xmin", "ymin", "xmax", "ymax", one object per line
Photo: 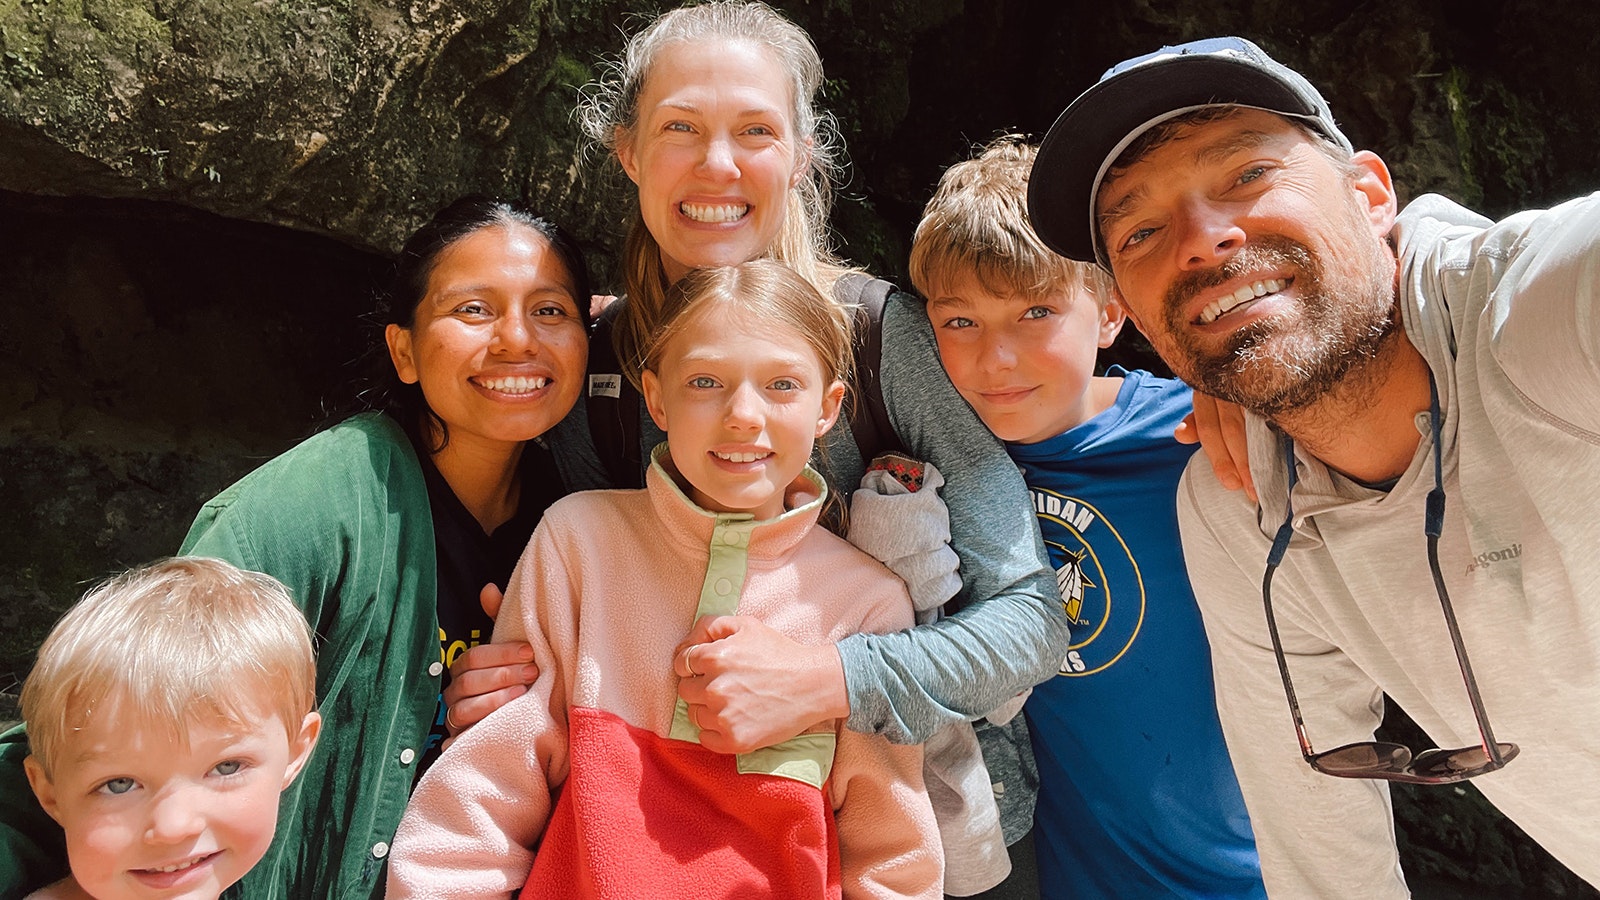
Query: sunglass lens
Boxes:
[
  {"xmin": 1309, "ymin": 741, "xmax": 1412, "ymax": 777},
  {"xmin": 1408, "ymin": 742, "xmax": 1521, "ymax": 782},
  {"xmin": 1312, "ymin": 741, "xmax": 1522, "ymax": 783}
]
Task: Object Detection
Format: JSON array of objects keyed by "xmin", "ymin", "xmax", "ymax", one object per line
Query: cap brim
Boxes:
[{"xmin": 1028, "ymin": 55, "xmax": 1324, "ymax": 263}]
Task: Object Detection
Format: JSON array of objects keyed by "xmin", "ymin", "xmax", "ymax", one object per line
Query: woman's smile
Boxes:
[
  {"xmin": 616, "ymin": 37, "xmax": 802, "ymax": 282},
  {"xmin": 386, "ymin": 224, "xmax": 588, "ymax": 461}
]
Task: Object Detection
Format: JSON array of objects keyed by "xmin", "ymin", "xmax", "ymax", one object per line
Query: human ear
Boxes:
[
  {"xmin": 1350, "ymin": 150, "xmax": 1398, "ymax": 240},
  {"xmin": 281, "ymin": 711, "xmax": 322, "ymax": 790},
  {"xmin": 22, "ymin": 756, "xmax": 61, "ymax": 824},
  {"xmin": 1097, "ymin": 295, "xmax": 1128, "ymax": 348},
  {"xmin": 1110, "ymin": 283, "xmax": 1146, "ymax": 334},
  {"xmin": 385, "ymin": 324, "xmax": 419, "ymax": 385},
  {"xmin": 815, "ymin": 380, "xmax": 846, "ymax": 437},
  {"xmin": 616, "ymin": 127, "xmax": 641, "ymax": 186},
  {"xmin": 641, "ymin": 369, "xmax": 670, "ymax": 432}
]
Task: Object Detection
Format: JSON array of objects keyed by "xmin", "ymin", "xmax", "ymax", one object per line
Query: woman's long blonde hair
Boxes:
[{"xmin": 577, "ymin": 0, "xmax": 854, "ymax": 388}]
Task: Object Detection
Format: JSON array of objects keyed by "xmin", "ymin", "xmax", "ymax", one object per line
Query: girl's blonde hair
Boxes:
[
  {"xmin": 21, "ymin": 557, "xmax": 317, "ymax": 777},
  {"xmin": 576, "ymin": 0, "xmax": 853, "ymax": 386},
  {"xmin": 642, "ymin": 259, "xmax": 854, "ymax": 390},
  {"xmin": 645, "ymin": 259, "xmax": 855, "ymax": 530}
]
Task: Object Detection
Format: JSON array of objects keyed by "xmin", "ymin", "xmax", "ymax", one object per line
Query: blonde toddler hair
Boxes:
[{"xmin": 21, "ymin": 556, "xmax": 317, "ymax": 777}]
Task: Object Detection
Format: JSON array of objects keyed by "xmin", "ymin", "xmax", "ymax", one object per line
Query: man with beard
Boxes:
[{"xmin": 1026, "ymin": 37, "xmax": 1600, "ymax": 897}]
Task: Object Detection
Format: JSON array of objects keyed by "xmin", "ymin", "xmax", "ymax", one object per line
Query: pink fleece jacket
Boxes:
[{"xmin": 386, "ymin": 459, "xmax": 942, "ymax": 899}]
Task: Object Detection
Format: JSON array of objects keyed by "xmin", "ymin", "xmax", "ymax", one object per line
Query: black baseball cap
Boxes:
[{"xmin": 1027, "ymin": 37, "xmax": 1353, "ymax": 266}]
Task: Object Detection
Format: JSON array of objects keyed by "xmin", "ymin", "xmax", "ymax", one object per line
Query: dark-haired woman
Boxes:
[{"xmin": 0, "ymin": 197, "xmax": 593, "ymax": 900}]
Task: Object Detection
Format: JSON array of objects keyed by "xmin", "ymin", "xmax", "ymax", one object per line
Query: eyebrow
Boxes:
[
  {"xmin": 432, "ymin": 284, "xmax": 493, "ymax": 297},
  {"xmin": 431, "ymin": 285, "xmax": 575, "ymax": 302},
  {"xmin": 1189, "ymin": 128, "xmax": 1277, "ymax": 167},
  {"xmin": 1096, "ymin": 184, "xmax": 1146, "ymax": 236},
  {"xmin": 675, "ymin": 350, "xmax": 815, "ymax": 371},
  {"xmin": 925, "ymin": 295, "xmax": 975, "ymax": 314},
  {"xmin": 657, "ymin": 100, "xmax": 782, "ymax": 119},
  {"xmin": 1097, "ymin": 128, "xmax": 1281, "ymax": 234},
  {"xmin": 71, "ymin": 742, "xmax": 147, "ymax": 766}
]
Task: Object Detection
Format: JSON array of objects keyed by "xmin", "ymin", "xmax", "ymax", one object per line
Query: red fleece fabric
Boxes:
[{"xmin": 522, "ymin": 707, "xmax": 842, "ymax": 899}]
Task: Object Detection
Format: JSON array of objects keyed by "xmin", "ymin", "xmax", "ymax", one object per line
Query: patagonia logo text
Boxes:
[{"xmin": 1466, "ymin": 544, "xmax": 1522, "ymax": 574}]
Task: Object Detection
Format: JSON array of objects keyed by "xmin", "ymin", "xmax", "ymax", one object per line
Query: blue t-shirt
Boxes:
[{"xmin": 1007, "ymin": 368, "xmax": 1265, "ymax": 900}]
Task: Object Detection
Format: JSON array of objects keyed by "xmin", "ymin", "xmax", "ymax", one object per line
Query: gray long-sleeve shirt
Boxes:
[
  {"xmin": 838, "ymin": 290, "xmax": 1062, "ymax": 742},
  {"xmin": 1179, "ymin": 193, "xmax": 1600, "ymax": 897}
]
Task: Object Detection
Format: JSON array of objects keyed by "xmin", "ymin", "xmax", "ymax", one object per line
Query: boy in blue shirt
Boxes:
[{"xmin": 908, "ymin": 136, "xmax": 1265, "ymax": 899}]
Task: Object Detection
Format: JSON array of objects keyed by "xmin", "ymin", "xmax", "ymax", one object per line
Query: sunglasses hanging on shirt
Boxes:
[{"xmin": 1259, "ymin": 374, "xmax": 1518, "ymax": 784}]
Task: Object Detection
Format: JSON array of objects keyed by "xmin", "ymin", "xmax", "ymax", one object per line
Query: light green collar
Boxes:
[{"xmin": 646, "ymin": 442, "xmax": 828, "ymax": 524}]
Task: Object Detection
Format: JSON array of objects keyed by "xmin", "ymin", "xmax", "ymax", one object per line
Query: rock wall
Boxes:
[
  {"xmin": 6, "ymin": 1, "xmax": 1594, "ymax": 270},
  {"xmin": 0, "ymin": 190, "xmax": 384, "ymax": 690},
  {"xmin": 0, "ymin": 0, "xmax": 628, "ymax": 253}
]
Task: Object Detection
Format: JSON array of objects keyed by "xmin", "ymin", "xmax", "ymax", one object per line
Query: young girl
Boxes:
[{"xmin": 386, "ymin": 259, "xmax": 942, "ymax": 899}]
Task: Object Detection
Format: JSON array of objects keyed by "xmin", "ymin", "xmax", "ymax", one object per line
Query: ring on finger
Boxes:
[
  {"xmin": 689, "ymin": 704, "xmax": 701, "ymax": 730},
  {"xmin": 445, "ymin": 706, "xmax": 461, "ymax": 733},
  {"xmin": 684, "ymin": 643, "xmax": 700, "ymax": 678}
]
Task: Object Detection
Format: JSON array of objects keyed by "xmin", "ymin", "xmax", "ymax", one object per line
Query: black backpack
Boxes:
[
  {"xmin": 836, "ymin": 272, "xmax": 905, "ymax": 463},
  {"xmin": 585, "ymin": 300, "xmax": 645, "ymax": 488}
]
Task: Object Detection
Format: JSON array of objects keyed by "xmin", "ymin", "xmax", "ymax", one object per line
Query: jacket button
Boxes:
[
  {"xmin": 428, "ymin": 661, "xmax": 444, "ymax": 677},
  {"xmin": 372, "ymin": 841, "xmax": 390, "ymax": 859},
  {"xmin": 399, "ymin": 748, "xmax": 416, "ymax": 765}
]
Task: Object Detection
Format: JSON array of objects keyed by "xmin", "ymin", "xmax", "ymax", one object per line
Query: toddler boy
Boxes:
[
  {"xmin": 20, "ymin": 557, "xmax": 320, "ymax": 900},
  {"xmin": 909, "ymin": 136, "xmax": 1265, "ymax": 899}
]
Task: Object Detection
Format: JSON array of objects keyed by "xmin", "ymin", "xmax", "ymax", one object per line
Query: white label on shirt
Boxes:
[{"xmin": 589, "ymin": 373, "xmax": 622, "ymax": 398}]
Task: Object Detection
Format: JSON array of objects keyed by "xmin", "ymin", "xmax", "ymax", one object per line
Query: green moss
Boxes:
[
  {"xmin": 0, "ymin": 8, "xmax": 47, "ymax": 85},
  {"xmin": 81, "ymin": 0, "xmax": 168, "ymax": 57},
  {"xmin": 1444, "ymin": 66, "xmax": 1483, "ymax": 205},
  {"xmin": 549, "ymin": 50, "xmax": 591, "ymax": 89}
]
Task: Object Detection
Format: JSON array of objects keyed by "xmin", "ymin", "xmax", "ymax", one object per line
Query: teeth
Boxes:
[
  {"xmin": 1198, "ymin": 278, "xmax": 1285, "ymax": 324},
  {"xmin": 714, "ymin": 450, "xmax": 771, "ymax": 463},
  {"xmin": 146, "ymin": 855, "xmax": 207, "ymax": 874},
  {"xmin": 680, "ymin": 202, "xmax": 748, "ymax": 223},
  {"xmin": 480, "ymin": 376, "xmax": 549, "ymax": 394}
]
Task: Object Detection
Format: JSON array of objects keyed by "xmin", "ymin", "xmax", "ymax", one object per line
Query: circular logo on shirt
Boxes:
[{"xmin": 1031, "ymin": 488, "xmax": 1144, "ymax": 677}]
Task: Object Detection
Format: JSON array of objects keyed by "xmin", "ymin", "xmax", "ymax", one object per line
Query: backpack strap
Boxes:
[
  {"xmin": 585, "ymin": 300, "xmax": 645, "ymax": 488},
  {"xmin": 836, "ymin": 273, "xmax": 905, "ymax": 463}
]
